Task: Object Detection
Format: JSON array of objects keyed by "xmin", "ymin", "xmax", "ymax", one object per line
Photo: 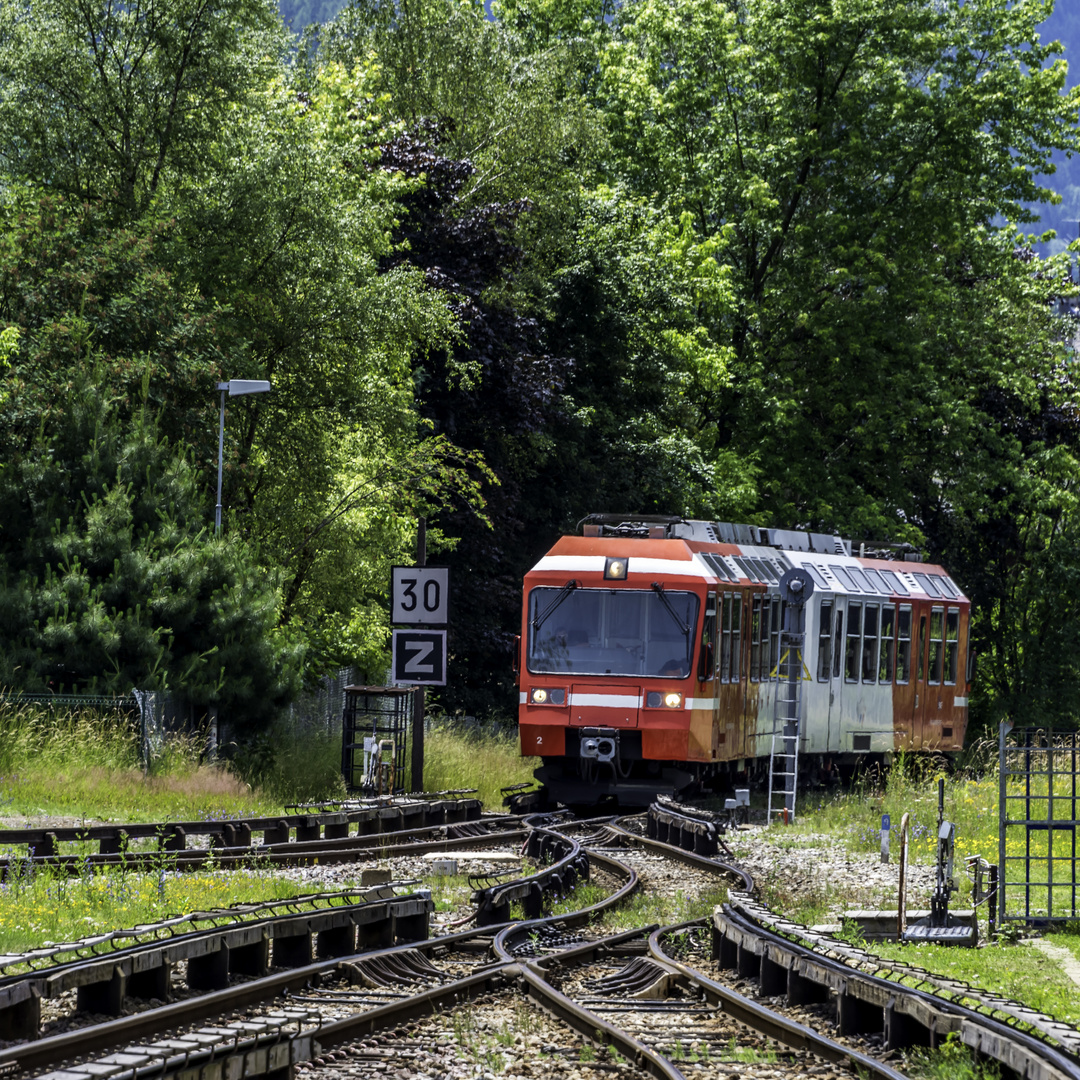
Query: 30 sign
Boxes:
[{"xmin": 391, "ymin": 566, "xmax": 449, "ymax": 626}]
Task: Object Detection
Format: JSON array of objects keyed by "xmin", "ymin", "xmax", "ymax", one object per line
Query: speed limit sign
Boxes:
[{"xmin": 391, "ymin": 566, "xmax": 449, "ymax": 626}]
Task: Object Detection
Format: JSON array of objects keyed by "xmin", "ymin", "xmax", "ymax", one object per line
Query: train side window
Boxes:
[
  {"xmin": 833, "ymin": 608, "xmax": 844, "ymax": 679},
  {"xmin": 845, "ymin": 601, "xmax": 862, "ymax": 682},
  {"xmin": 927, "ymin": 608, "xmax": 944, "ymax": 685},
  {"xmin": 896, "ymin": 604, "xmax": 912, "ymax": 683},
  {"xmin": 917, "ymin": 614, "xmax": 927, "ymax": 682},
  {"xmin": 943, "ymin": 607, "xmax": 959, "ymax": 684},
  {"xmin": 719, "ymin": 594, "xmax": 730, "ymax": 681},
  {"xmin": 733, "ymin": 596, "xmax": 744, "ymax": 680},
  {"xmin": 817, "ymin": 600, "xmax": 833, "ymax": 681},
  {"xmin": 750, "ymin": 596, "xmax": 763, "ymax": 682},
  {"xmin": 879, "ymin": 604, "xmax": 896, "ymax": 683},
  {"xmin": 862, "ymin": 603, "xmax": 879, "ymax": 682}
]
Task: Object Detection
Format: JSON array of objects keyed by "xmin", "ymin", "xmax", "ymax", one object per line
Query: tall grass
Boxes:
[
  {"xmin": 0, "ymin": 700, "xmax": 141, "ymax": 774},
  {"xmin": 0, "ymin": 861, "xmax": 326, "ymax": 955},
  {"xmin": 788, "ymin": 740, "xmax": 1001, "ymax": 868},
  {"xmin": 0, "ymin": 700, "xmax": 279, "ymax": 821},
  {"xmin": 419, "ymin": 721, "xmax": 534, "ymax": 807},
  {"xmin": 227, "ymin": 722, "xmax": 346, "ymax": 806}
]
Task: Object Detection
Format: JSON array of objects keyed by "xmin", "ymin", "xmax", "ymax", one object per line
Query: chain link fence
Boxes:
[{"xmin": 5, "ymin": 668, "xmax": 362, "ymax": 774}]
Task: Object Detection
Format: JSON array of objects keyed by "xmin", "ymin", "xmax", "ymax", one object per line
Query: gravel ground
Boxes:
[{"xmin": 723, "ymin": 825, "xmax": 937, "ymax": 925}]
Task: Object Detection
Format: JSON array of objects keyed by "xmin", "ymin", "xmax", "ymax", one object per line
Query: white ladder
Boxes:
[{"xmin": 767, "ymin": 637, "xmax": 803, "ymax": 823}]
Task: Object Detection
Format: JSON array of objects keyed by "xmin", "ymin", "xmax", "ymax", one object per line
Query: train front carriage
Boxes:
[{"xmin": 517, "ymin": 515, "xmax": 971, "ymax": 808}]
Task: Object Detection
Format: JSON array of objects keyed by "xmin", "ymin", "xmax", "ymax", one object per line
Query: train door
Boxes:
[
  {"xmin": 909, "ymin": 601, "xmax": 934, "ymax": 747},
  {"xmin": 742, "ymin": 589, "xmax": 765, "ymax": 759},
  {"xmin": 814, "ymin": 596, "xmax": 842, "ymax": 752},
  {"xmin": 830, "ymin": 596, "xmax": 859, "ymax": 750},
  {"xmin": 717, "ymin": 590, "xmax": 744, "ymax": 760},
  {"xmin": 921, "ymin": 604, "xmax": 962, "ymax": 747},
  {"xmin": 892, "ymin": 601, "xmax": 916, "ymax": 749},
  {"xmin": 697, "ymin": 588, "xmax": 721, "ymax": 759}
]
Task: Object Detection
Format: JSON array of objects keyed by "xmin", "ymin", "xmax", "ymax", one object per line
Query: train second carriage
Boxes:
[{"xmin": 516, "ymin": 515, "xmax": 971, "ymax": 807}]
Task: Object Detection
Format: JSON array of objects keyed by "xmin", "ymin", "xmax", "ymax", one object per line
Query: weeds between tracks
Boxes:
[{"xmin": 6, "ymin": 702, "xmax": 1080, "ymax": 1054}]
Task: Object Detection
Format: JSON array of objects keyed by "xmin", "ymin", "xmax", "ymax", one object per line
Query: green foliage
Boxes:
[
  {"xmin": 0, "ymin": 863, "xmax": 325, "ymax": 955},
  {"xmin": 165, "ymin": 57, "xmax": 483, "ymax": 677},
  {"xmin": 0, "ymin": 0, "xmax": 284, "ymax": 218},
  {"xmin": 599, "ymin": 0, "xmax": 1080, "ymax": 532},
  {"xmin": 592, "ymin": 0, "xmax": 1080, "ymax": 729},
  {"xmin": 0, "ymin": 701, "xmax": 140, "ymax": 776},
  {"xmin": 323, "ymin": 0, "xmax": 600, "ymax": 211},
  {"xmin": 0, "ymin": 698, "xmax": 280, "ymax": 820},
  {"xmin": 541, "ymin": 193, "xmax": 746, "ymax": 519},
  {"xmin": 0, "ymin": 189, "xmax": 226, "ymax": 456},
  {"xmin": 904, "ymin": 1034, "xmax": 1000, "ymax": 1080},
  {"xmin": 0, "ymin": 384, "xmax": 303, "ymax": 729},
  {"xmin": 0, "ymin": 0, "xmax": 1076, "ymax": 728},
  {"xmin": 419, "ymin": 721, "xmax": 534, "ymax": 805},
  {"xmin": 229, "ymin": 722, "xmax": 347, "ymax": 804}
]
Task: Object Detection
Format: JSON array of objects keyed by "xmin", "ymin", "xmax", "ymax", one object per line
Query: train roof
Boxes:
[{"xmin": 526, "ymin": 517, "xmax": 968, "ymax": 603}]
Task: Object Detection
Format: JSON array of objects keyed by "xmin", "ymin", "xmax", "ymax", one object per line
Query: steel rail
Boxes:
[
  {"xmin": 722, "ymin": 901, "xmax": 1080, "ymax": 1080},
  {"xmin": 0, "ymin": 888, "xmax": 407, "ymax": 983},
  {"xmin": 315, "ymin": 930, "xmax": 688, "ymax": 1080},
  {"xmin": 473, "ymin": 828, "xmax": 589, "ymax": 924},
  {"xmin": 647, "ymin": 921, "xmax": 908, "ymax": 1080},
  {"xmin": 0, "ymin": 888, "xmax": 416, "ymax": 977},
  {"xmin": 0, "ymin": 920, "xmax": 517, "ymax": 1076},
  {"xmin": 503, "ymin": 828, "xmax": 903, "ymax": 1080},
  {"xmin": 0, "ymin": 799, "xmax": 488, "ymax": 856},
  {"xmin": 601, "ymin": 817, "xmax": 755, "ymax": 892},
  {"xmin": 0, "ymin": 825, "xmax": 529, "ymax": 879},
  {"xmin": 515, "ymin": 959, "xmax": 688, "ymax": 1080},
  {"xmin": 491, "ymin": 847, "xmax": 641, "ymax": 961}
]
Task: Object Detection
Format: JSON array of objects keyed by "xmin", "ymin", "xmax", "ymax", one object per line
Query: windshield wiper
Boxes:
[
  {"xmin": 651, "ymin": 582, "xmax": 691, "ymax": 638},
  {"xmin": 533, "ymin": 580, "xmax": 578, "ymax": 631}
]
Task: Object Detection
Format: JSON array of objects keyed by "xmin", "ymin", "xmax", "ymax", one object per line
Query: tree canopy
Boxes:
[{"xmin": 0, "ymin": 0, "xmax": 1076, "ymax": 735}]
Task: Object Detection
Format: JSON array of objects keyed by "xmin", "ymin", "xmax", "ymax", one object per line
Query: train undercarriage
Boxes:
[{"xmin": 530, "ymin": 731, "xmax": 934, "ymax": 811}]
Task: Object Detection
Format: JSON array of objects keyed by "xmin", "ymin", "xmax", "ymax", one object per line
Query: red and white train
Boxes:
[{"xmin": 517, "ymin": 515, "xmax": 971, "ymax": 806}]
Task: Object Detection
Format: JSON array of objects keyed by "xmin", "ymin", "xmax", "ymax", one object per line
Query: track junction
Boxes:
[{"xmin": 0, "ymin": 796, "xmax": 1075, "ymax": 1080}]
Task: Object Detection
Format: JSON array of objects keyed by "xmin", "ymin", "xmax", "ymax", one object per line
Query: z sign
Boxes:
[
  {"xmin": 392, "ymin": 630, "xmax": 447, "ymax": 686},
  {"xmin": 391, "ymin": 566, "xmax": 449, "ymax": 626}
]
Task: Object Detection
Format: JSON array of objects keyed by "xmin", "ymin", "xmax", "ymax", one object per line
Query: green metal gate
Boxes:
[{"xmin": 999, "ymin": 723, "xmax": 1080, "ymax": 924}]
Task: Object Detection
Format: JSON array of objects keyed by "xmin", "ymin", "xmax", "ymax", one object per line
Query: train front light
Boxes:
[
  {"xmin": 530, "ymin": 687, "xmax": 566, "ymax": 706},
  {"xmin": 646, "ymin": 690, "xmax": 684, "ymax": 709}
]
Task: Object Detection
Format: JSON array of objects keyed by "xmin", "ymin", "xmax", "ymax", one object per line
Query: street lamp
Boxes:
[{"xmin": 215, "ymin": 379, "xmax": 271, "ymax": 534}]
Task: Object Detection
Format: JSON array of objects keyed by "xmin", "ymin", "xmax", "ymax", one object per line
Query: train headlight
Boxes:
[
  {"xmin": 604, "ymin": 557, "xmax": 629, "ymax": 580},
  {"xmin": 530, "ymin": 687, "xmax": 566, "ymax": 706},
  {"xmin": 646, "ymin": 690, "xmax": 684, "ymax": 709}
]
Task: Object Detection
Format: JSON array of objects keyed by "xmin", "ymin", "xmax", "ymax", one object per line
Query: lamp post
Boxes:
[{"xmin": 215, "ymin": 379, "xmax": 271, "ymax": 534}]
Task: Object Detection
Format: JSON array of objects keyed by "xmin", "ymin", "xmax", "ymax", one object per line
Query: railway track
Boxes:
[
  {"xmin": 0, "ymin": 798, "xmax": 488, "ymax": 879},
  {"xmin": 2, "ymin": 801, "xmax": 1079, "ymax": 1080}
]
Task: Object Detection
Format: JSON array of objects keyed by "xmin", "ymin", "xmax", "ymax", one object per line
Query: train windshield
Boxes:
[{"xmin": 527, "ymin": 587, "xmax": 700, "ymax": 677}]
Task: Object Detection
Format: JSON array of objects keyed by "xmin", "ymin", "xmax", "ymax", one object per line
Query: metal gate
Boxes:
[
  {"xmin": 341, "ymin": 685, "xmax": 413, "ymax": 795},
  {"xmin": 999, "ymin": 723, "xmax": 1080, "ymax": 924}
]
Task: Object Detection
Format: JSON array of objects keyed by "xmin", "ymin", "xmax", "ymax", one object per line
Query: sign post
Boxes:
[{"xmin": 388, "ymin": 519, "xmax": 450, "ymax": 794}]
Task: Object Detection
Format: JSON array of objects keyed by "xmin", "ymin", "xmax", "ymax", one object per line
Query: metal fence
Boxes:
[
  {"xmin": 286, "ymin": 668, "xmax": 357, "ymax": 737},
  {"xmin": 4, "ymin": 668, "xmax": 361, "ymax": 771},
  {"xmin": 999, "ymin": 723, "xmax": 1080, "ymax": 924}
]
